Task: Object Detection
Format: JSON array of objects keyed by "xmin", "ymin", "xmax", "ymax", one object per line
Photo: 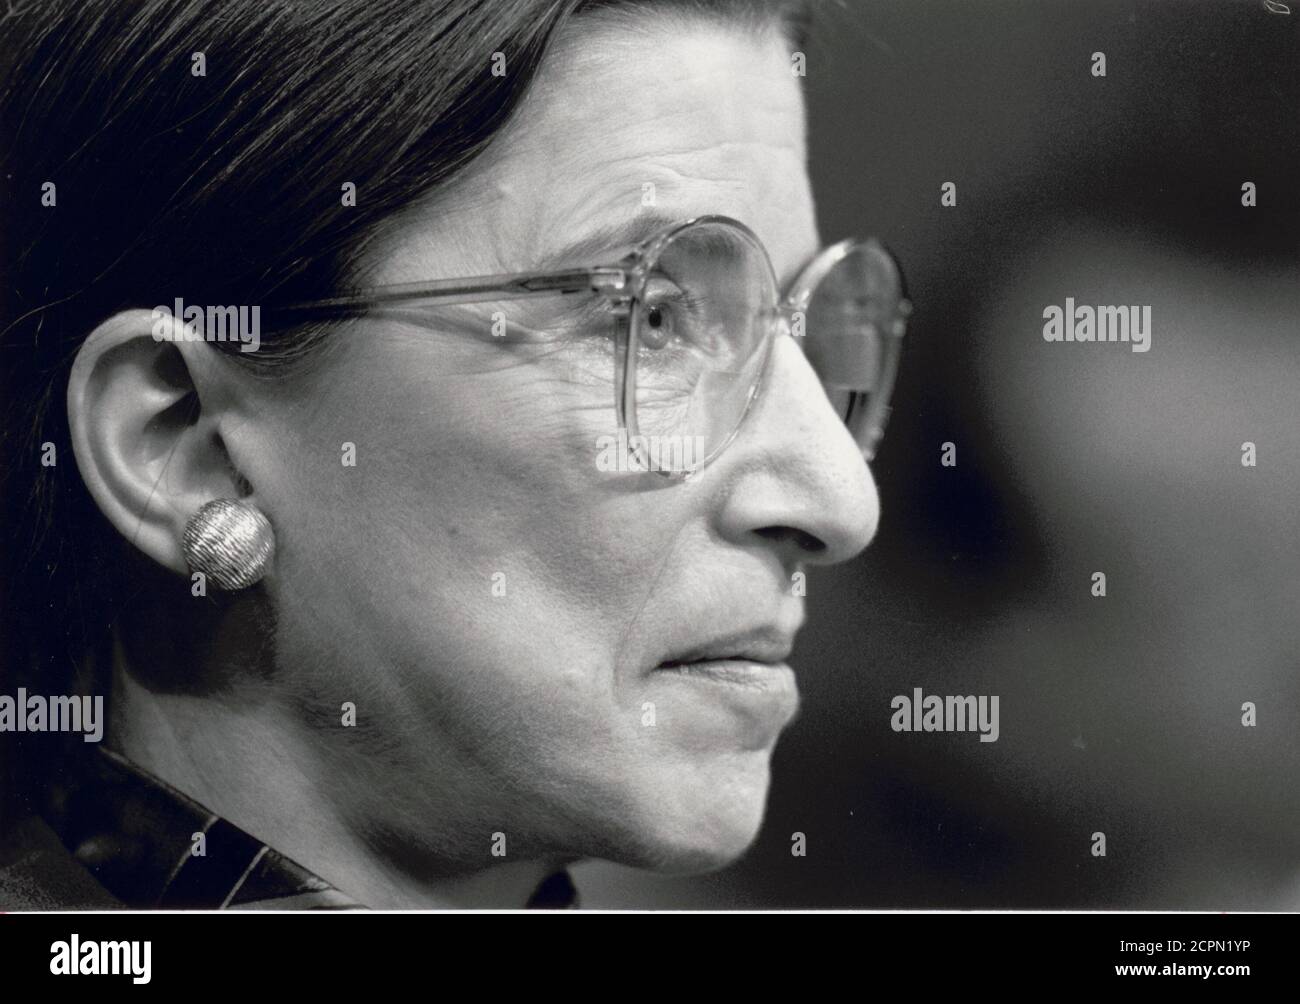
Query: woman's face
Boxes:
[{"xmin": 229, "ymin": 17, "xmax": 879, "ymax": 872}]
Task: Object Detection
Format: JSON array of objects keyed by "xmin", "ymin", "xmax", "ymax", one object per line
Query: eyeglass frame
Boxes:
[{"xmin": 266, "ymin": 214, "xmax": 910, "ymax": 479}]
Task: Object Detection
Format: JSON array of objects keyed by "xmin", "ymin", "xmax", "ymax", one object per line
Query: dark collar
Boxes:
[{"xmin": 38, "ymin": 746, "xmax": 577, "ymax": 910}]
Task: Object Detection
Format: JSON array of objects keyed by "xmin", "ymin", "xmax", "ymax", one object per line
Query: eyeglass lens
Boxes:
[{"xmin": 629, "ymin": 222, "xmax": 898, "ymax": 473}]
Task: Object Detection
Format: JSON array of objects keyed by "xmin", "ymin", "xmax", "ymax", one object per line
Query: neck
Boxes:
[{"xmin": 108, "ymin": 659, "xmax": 564, "ymax": 910}]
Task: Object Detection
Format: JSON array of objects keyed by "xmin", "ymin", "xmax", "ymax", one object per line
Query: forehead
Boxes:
[{"xmin": 365, "ymin": 14, "xmax": 817, "ymax": 286}]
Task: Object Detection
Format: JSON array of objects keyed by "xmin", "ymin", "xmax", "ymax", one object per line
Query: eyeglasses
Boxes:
[{"xmin": 269, "ymin": 215, "xmax": 910, "ymax": 478}]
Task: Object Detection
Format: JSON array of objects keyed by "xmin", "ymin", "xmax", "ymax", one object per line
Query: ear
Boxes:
[{"xmin": 67, "ymin": 308, "xmax": 256, "ymax": 578}]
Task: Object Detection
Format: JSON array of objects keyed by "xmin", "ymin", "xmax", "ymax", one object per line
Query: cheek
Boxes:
[
  {"xmin": 251, "ymin": 328, "xmax": 781, "ymax": 862},
  {"xmin": 263, "ymin": 328, "xmax": 685, "ymax": 734}
]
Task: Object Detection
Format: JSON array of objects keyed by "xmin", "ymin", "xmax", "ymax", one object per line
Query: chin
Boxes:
[{"xmin": 602, "ymin": 754, "xmax": 777, "ymax": 875}]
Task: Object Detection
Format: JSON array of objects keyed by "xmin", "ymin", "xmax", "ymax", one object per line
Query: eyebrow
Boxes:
[{"xmin": 532, "ymin": 212, "xmax": 685, "ymax": 271}]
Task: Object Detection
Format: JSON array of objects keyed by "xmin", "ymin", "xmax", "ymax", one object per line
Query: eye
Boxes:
[{"xmin": 638, "ymin": 279, "xmax": 699, "ymax": 351}]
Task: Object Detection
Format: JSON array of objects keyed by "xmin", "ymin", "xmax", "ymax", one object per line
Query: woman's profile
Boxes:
[{"xmin": 0, "ymin": 0, "xmax": 905, "ymax": 909}]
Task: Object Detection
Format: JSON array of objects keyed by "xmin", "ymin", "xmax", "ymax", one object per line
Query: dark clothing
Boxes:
[{"xmin": 0, "ymin": 746, "xmax": 577, "ymax": 910}]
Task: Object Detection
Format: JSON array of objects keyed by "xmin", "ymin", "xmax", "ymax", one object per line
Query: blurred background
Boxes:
[{"xmin": 576, "ymin": 0, "xmax": 1300, "ymax": 908}]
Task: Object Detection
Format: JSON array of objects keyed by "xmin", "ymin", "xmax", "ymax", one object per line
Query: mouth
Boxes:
[
  {"xmin": 654, "ymin": 656, "xmax": 793, "ymax": 692},
  {"xmin": 652, "ymin": 628, "xmax": 798, "ymax": 693},
  {"xmin": 651, "ymin": 648, "xmax": 800, "ymax": 738},
  {"xmin": 656, "ymin": 627, "xmax": 795, "ymax": 668},
  {"xmin": 660, "ymin": 655, "xmax": 780, "ymax": 686}
]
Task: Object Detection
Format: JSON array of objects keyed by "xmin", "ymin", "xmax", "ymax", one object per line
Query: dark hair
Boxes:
[{"xmin": 0, "ymin": 0, "xmax": 809, "ymax": 810}]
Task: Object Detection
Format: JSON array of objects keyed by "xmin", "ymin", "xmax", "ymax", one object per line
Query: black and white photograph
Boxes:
[{"xmin": 0, "ymin": 0, "xmax": 1296, "ymax": 980}]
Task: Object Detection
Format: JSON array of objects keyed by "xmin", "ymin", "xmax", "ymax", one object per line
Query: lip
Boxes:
[
  {"xmin": 650, "ymin": 656, "xmax": 800, "ymax": 739},
  {"xmin": 647, "ymin": 618, "xmax": 804, "ymax": 738},
  {"xmin": 654, "ymin": 625, "xmax": 796, "ymax": 670},
  {"xmin": 654, "ymin": 657, "xmax": 795, "ymax": 693}
]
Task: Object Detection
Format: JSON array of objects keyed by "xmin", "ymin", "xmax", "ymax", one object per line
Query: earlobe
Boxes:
[{"xmin": 67, "ymin": 308, "xmax": 251, "ymax": 578}]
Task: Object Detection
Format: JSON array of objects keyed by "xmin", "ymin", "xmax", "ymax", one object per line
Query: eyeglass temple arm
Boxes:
[{"xmin": 264, "ymin": 267, "xmax": 630, "ymax": 320}]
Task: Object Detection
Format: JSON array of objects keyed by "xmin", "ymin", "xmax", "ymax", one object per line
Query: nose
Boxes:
[{"xmin": 710, "ymin": 334, "xmax": 880, "ymax": 567}]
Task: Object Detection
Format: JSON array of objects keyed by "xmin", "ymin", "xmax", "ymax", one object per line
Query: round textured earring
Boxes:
[{"xmin": 182, "ymin": 499, "xmax": 275, "ymax": 591}]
